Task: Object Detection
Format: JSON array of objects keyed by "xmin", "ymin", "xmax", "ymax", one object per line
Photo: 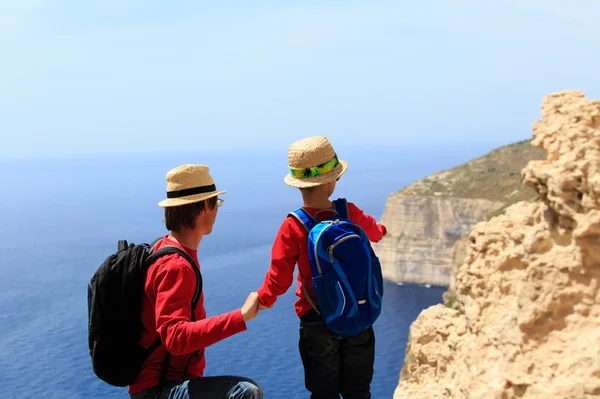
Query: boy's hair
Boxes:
[
  {"xmin": 299, "ymin": 186, "xmax": 319, "ymax": 195},
  {"xmin": 300, "ymin": 180, "xmax": 336, "ymax": 196},
  {"xmin": 164, "ymin": 196, "xmax": 218, "ymax": 231}
]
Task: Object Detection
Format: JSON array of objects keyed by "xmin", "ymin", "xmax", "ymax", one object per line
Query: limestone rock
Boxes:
[
  {"xmin": 374, "ymin": 138, "xmax": 544, "ymax": 287},
  {"xmin": 394, "ymin": 90, "xmax": 600, "ymax": 399},
  {"xmin": 373, "ymin": 196, "xmax": 503, "ymax": 286}
]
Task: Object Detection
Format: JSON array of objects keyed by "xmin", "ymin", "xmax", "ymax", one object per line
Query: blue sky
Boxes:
[{"xmin": 1, "ymin": 0, "xmax": 599, "ymax": 157}]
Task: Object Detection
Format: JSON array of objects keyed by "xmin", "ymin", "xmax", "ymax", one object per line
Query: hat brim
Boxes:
[
  {"xmin": 283, "ymin": 160, "xmax": 348, "ymax": 188},
  {"xmin": 158, "ymin": 190, "xmax": 226, "ymax": 208}
]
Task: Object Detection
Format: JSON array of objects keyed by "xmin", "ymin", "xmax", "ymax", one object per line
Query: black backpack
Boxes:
[{"xmin": 87, "ymin": 238, "xmax": 203, "ymax": 388}]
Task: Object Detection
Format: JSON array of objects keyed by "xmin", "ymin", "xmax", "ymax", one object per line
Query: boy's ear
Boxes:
[{"xmin": 328, "ymin": 180, "xmax": 336, "ymax": 195}]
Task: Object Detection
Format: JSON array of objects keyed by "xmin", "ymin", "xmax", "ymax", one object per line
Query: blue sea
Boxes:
[{"xmin": 0, "ymin": 143, "xmax": 500, "ymax": 398}]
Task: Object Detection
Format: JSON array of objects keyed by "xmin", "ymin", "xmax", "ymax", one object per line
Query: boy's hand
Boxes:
[
  {"xmin": 257, "ymin": 296, "xmax": 273, "ymax": 311},
  {"xmin": 241, "ymin": 292, "xmax": 260, "ymax": 322}
]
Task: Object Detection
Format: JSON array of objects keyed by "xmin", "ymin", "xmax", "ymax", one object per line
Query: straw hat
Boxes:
[
  {"xmin": 158, "ymin": 164, "xmax": 226, "ymax": 208},
  {"xmin": 284, "ymin": 136, "xmax": 348, "ymax": 188}
]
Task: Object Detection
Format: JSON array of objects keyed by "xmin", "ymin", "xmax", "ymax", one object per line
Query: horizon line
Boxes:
[{"xmin": 0, "ymin": 138, "xmax": 530, "ymax": 161}]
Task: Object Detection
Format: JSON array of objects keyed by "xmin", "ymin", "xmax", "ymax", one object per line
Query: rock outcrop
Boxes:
[
  {"xmin": 394, "ymin": 90, "xmax": 600, "ymax": 398},
  {"xmin": 373, "ymin": 140, "xmax": 545, "ymax": 287},
  {"xmin": 374, "ymin": 195, "xmax": 503, "ymax": 286}
]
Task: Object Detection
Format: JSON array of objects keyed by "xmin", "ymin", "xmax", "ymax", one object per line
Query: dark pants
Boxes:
[
  {"xmin": 129, "ymin": 376, "xmax": 262, "ymax": 399},
  {"xmin": 299, "ymin": 310, "xmax": 375, "ymax": 399}
]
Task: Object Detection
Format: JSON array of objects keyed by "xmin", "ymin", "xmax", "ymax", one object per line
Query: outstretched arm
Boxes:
[
  {"xmin": 151, "ymin": 260, "xmax": 248, "ymax": 356},
  {"xmin": 348, "ymin": 202, "xmax": 388, "ymax": 242},
  {"xmin": 257, "ymin": 218, "xmax": 299, "ymax": 308}
]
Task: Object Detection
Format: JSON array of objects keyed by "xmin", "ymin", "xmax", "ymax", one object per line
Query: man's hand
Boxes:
[
  {"xmin": 258, "ymin": 303, "xmax": 272, "ymax": 311},
  {"xmin": 241, "ymin": 292, "xmax": 260, "ymax": 322}
]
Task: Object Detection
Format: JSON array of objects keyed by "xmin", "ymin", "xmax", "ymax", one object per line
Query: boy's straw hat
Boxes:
[
  {"xmin": 284, "ymin": 136, "xmax": 348, "ymax": 188},
  {"xmin": 158, "ymin": 164, "xmax": 226, "ymax": 208}
]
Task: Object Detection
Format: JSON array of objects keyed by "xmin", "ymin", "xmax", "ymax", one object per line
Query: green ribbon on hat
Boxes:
[{"xmin": 289, "ymin": 154, "xmax": 340, "ymax": 179}]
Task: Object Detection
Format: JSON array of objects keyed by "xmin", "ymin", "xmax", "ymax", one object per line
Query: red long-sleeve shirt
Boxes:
[
  {"xmin": 257, "ymin": 201, "xmax": 387, "ymax": 318},
  {"xmin": 129, "ymin": 236, "xmax": 247, "ymax": 395}
]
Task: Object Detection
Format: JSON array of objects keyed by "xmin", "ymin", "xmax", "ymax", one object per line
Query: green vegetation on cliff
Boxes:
[{"xmin": 398, "ymin": 139, "xmax": 546, "ymax": 215}]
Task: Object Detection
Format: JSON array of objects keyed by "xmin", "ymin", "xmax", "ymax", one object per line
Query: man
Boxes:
[{"xmin": 129, "ymin": 164, "xmax": 262, "ymax": 399}]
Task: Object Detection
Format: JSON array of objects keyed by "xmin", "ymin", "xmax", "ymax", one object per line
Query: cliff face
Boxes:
[
  {"xmin": 374, "ymin": 139, "xmax": 545, "ymax": 286},
  {"xmin": 394, "ymin": 90, "xmax": 600, "ymax": 399},
  {"xmin": 373, "ymin": 195, "xmax": 503, "ymax": 286}
]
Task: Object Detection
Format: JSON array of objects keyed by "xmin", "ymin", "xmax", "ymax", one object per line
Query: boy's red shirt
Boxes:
[
  {"xmin": 129, "ymin": 236, "xmax": 247, "ymax": 395},
  {"xmin": 257, "ymin": 201, "xmax": 387, "ymax": 317}
]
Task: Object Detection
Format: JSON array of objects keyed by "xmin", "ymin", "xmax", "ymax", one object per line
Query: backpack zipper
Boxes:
[
  {"xmin": 314, "ymin": 221, "xmax": 339, "ymax": 274},
  {"xmin": 337, "ymin": 281, "xmax": 346, "ymax": 315},
  {"xmin": 327, "ymin": 234, "xmax": 360, "ymax": 262}
]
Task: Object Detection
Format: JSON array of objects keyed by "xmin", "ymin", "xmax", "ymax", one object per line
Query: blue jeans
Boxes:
[
  {"xmin": 129, "ymin": 376, "xmax": 262, "ymax": 399},
  {"xmin": 299, "ymin": 311, "xmax": 375, "ymax": 399}
]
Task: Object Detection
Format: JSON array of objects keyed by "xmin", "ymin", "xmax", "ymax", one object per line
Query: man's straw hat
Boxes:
[
  {"xmin": 284, "ymin": 136, "xmax": 348, "ymax": 188},
  {"xmin": 158, "ymin": 164, "xmax": 226, "ymax": 208}
]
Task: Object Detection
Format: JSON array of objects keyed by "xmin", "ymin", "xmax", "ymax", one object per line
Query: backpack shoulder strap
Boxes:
[
  {"xmin": 288, "ymin": 208, "xmax": 317, "ymax": 233},
  {"xmin": 149, "ymin": 236, "xmax": 164, "ymax": 252},
  {"xmin": 147, "ymin": 246, "xmax": 203, "ymax": 310},
  {"xmin": 287, "ymin": 210, "xmax": 323, "ymax": 316},
  {"xmin": 332, "ymin": 198, "xmax": 349, "ymax": 220},
  {"xmin": 144, "ymin": 244, "xmax": 204, "ymax": 393}
]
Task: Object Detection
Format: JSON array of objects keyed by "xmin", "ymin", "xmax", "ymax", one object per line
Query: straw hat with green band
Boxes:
[
  {"xmin": 284, "ymin": 136, "xmax": 348, "ymax": 188},
  {"xmin": 158, "ymin": 164, "xmax": 226, "ymax": 208}
]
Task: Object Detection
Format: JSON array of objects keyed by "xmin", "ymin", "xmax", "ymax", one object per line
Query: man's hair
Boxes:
[{"xmin": 164, "ymin": 196, "xmax": 218, "ymax": 232}]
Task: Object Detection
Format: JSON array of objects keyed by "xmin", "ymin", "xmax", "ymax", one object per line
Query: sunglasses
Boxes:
[{"xmin": 216, "ymin": 198, "xmax": 224, "ymax": 207}]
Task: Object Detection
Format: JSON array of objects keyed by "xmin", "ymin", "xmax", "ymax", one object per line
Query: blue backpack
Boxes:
[{"xmin": 290, "ymin": 198, "xmax": 384, "ymax": 336}]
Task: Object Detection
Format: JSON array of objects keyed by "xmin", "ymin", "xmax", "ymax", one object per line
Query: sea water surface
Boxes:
[{"xmin": 0, "ymin": 143, "xmax": 499, "ymax": 398}]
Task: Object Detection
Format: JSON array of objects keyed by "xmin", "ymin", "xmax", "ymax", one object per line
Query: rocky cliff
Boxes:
[
  {"xmin": 394, "ymin": 90, "xmax": 600, "ymax": 398},
  {"xmin": 374, "ymin": 195, "xmax": 503, "ymax": 286},
  {"xmin": 373, "ymin": 140, "xmax": 545, "ymax": 286}
]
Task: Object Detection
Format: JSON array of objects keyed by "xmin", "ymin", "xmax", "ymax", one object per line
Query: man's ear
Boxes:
[{"xmin": 195, "ymin": 210, "xmax": 206, "ymax": 228}]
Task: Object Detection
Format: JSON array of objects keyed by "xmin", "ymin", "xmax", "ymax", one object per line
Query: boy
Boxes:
[{"xmin": 256, "ymin": 136, "xmax": 387, "ymax": 399}]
